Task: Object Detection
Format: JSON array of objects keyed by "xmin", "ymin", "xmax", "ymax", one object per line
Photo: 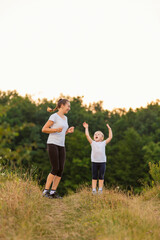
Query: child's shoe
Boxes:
[
  {"xmin": 98, "ymin": 190, "xmax": 103, "ymax": 194},
  {"xmin": 98, "ymin": 188, "xmax": 103, "ymax": 194},
  {"xmin": 92, "ymin": 188, "xmax": 97, "ymax": 195}
]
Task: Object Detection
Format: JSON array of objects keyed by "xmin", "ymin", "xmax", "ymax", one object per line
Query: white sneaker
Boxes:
[
  {"xmin": 98, "ymin": 189, "xmax": 103, "ymax": 194},
  {"xmin": 92, "ymin": 190, "xmax": 97, "ymax": 195}
]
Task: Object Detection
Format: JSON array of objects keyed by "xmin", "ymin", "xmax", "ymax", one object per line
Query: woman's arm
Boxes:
[
  {"xmin": 42, "ymin": 120, "xmax": 62, "ymax": 134},
  {"xmin": 105, "ymin": 124, "xmax": 113, "ymax": 144},
  {"xmin": 83, "ymin": 122, "xmax": 93, "ymax": 144}
]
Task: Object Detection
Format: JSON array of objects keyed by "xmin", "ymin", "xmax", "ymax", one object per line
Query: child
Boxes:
[{"xmin": 83, "ymin": 122, "xmax": 113, "ymax": 194}]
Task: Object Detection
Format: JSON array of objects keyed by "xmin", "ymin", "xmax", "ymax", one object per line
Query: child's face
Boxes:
[{"xmin": 94, "ymin": 131, "xmax": 104, "ymax": 142}]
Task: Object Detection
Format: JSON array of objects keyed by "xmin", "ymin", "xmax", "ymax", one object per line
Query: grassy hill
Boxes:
[{"xmin": 0, "ymin": 173, "xmax": 160, "ymax": 240}]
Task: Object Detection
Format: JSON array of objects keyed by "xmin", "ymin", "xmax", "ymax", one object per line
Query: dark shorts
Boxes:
[
  {"xmin": 47, "ymin": 144, "xmax": 66, "ymax": 177},
  {"xmin": 92, "ymin": 162, "xmax": 106, "ymax": 180}
]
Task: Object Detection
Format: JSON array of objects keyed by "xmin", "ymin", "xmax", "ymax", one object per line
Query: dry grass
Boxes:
[{"xmin": 0, "ymin": 174, "xmax": 160, "ymax": 240}]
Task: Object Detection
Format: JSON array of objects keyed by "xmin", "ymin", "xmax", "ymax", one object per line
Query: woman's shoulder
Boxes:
[
  {"xmin": 51, "ymin": 112, "xmax": 57, "ymax": 117},
  {"xmin": 49, "ymin": 113, "xmax": 57, "ymax": 121}
]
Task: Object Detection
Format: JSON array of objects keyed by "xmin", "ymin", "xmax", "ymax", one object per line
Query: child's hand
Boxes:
[
  {"xmin": 83, "ymin": 122, "xmax": 88, "ymax": 128},
  {"xmin": 106, "ymin": 124, "xmax": 111, "ymax": 129}
]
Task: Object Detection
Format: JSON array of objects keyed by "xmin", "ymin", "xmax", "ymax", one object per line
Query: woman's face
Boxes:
[{"xmin": 61, "ymin": 101, "xmax": 71, "ymax": 114}]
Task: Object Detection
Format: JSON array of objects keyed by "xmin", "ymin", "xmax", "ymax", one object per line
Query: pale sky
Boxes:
[{"xmin": 0, "ymin": 0, "xmax": 160, "ymax": 110}]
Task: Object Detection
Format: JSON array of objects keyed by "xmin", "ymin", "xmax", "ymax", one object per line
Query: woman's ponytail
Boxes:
[
  {"xmin": 47, "ymin": 98, "xmax": 69, "ymax": 112},
  {"xmin": 47, "ymin": 106, "xmax": 58, "ymax": 112}
]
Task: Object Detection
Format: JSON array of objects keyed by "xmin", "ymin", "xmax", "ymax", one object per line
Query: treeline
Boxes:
[{"xmin": 0, "ymin": 90, "xmax": 160, "ymax": 194}]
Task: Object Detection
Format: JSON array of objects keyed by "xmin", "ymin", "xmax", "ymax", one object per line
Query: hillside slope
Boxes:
[{"xmin": 0, "ymin": 174, "xmax": 160, "ymax": 240}]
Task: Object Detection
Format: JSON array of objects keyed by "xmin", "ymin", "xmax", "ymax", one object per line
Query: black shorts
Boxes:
[
  {"xmin": 92, "ymin": 162, "xmax": 106, "ymax": 180},
  {"xmin": 47, "ymin": 144, "xmax": 66, "ymax": 177}
]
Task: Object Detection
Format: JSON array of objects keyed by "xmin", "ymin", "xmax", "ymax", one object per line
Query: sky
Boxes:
[{"xmin": 0, "ymin": 0, "xmax": 160, "ymax": 111}]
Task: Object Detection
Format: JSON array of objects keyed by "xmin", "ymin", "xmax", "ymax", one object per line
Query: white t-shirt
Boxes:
[
  {"xmin": 91, "ymin": 141, "xmax": 107, "ymax": 163},
  {"xmin": 47, "ymin": 113, "xmax": 69, "ymax": 147}
]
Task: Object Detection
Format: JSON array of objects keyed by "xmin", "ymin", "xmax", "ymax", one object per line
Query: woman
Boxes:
[{"xmin": 42, "ymin": 98, "xmax": 74, "ymax": 199}]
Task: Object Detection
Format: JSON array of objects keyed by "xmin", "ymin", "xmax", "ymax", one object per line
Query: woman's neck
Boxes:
[{"xmin": 57, "ymin": 109, "xmax": 65, "ymax": 117}]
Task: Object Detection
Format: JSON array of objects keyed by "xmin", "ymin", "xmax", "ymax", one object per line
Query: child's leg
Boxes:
[
  {"xmin": 98, "ymin": 163, "xmax": 106, "ymax": 192},
  {"xmin": 92, "ymin": 162, "xmax": 98, "ymax": 193},
  {"xmin": 99, "ymin": 179, "xmax": 104, "ymax": 189},
  {"xmin": 92, "ymin": 179, "xmax": 97, "ymax": 189}
]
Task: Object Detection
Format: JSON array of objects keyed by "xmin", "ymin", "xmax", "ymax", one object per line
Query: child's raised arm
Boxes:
[
  {"xmin": 83, "ymin": 122, "xmax": 93, "ymax": 144},
  {"xmin": 105, "ymin": 124, "xmax": 113, "ymax": 144}
]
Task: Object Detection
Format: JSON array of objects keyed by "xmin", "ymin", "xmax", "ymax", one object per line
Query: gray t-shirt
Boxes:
[
  {"xmin": 91, "ymin": 141, "xmax": 107, "ymax": 162},
  {"xmin": 47, "ymin": 113, "xmax": 69, "ymax": 147}
]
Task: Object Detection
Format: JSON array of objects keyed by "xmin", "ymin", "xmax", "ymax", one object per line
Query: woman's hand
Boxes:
[
  {"xmin": 56, "ymin": 127, "xmax": 63, "ymax": 132},
  {"xmin": 67, "ymin": 126, "xmax": 74, "ymax": 133}
]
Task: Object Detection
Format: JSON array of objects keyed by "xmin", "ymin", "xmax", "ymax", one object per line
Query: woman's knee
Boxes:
[
  {"xmin": 50, "ymin": 168, "xmax": 59, "ymax": 175},
  {"xmin": 51, "ymin": 167, "xmax": 64, "ymax": 177},
  {"xmin": 56, "ymin": 168, "xmax": 64, "ymax": 177}
]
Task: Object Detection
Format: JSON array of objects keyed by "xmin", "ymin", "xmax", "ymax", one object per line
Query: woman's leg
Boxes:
[
  {"xmin": 51, "ymin": 176, "xmax": 61, "ymax": 190},
  {"xmin": 45, "ymin": 144, "xmax": 59, "ymax": 190},
  {"xmin": 51, "ymin": 146, "xmax": 66, "ymax": 191},
  {"xmin": 45, "ymin": 173, "xmax": 55, "ymax": 189}
]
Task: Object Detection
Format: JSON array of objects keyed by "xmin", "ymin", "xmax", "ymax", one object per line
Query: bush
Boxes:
[{"xmin": 149, "ymin": 161, "xmax": 160, "ymax": 185}]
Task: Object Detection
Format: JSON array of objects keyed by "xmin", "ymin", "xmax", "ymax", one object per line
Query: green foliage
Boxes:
[
  {"xmin": 105, "ymin": 128, "xmax": 147, "ymax": 191},
  {"xmin": 149, "ymin": 161, "xmax": 160, "ymax": 185},
  {"xmin": 0, "ymin": 90, "xmax": 160, "ymax": 193},
  {"xmin": 143, "ymin": 142, "xmax": 160, "ymax": 164}
]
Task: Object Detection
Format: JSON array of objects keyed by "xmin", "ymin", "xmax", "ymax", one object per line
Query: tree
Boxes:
[{"xmin": 0, "ymin": 90, "xmax": 160, "ymax": 193}]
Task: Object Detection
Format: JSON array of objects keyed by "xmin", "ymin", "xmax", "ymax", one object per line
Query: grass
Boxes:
[{"xmin": 0, "ymin": 173, "xmax": 160, "ymax": 240}]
